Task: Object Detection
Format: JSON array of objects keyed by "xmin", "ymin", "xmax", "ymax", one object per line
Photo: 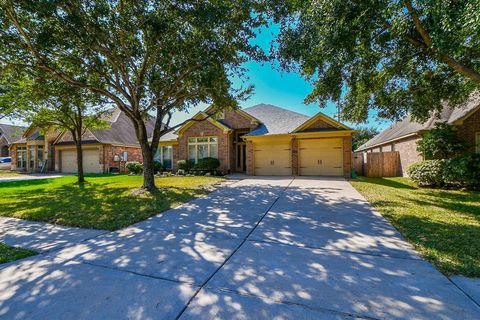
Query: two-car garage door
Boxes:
[
  {"xmin": 60, "ymin": 149, "xmax": 102, "ymax": 173},
  {"xmin": 253, "ymin": 138, "xmax": 344, "ymax": 176}
]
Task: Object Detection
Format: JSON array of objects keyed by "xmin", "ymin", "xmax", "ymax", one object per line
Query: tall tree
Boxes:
[
  {"xmin": 27, "ymin": 82, "xmax": 108, "ymax": 183},
  {"xmin": 352, "ymin": 127, "xmax": 379, "ymax": 151},
  {"xmin": 273, "ymin": 0, "xmax": 480, "ymax": 123},
  {"xmin": 0, "ymin": 1, "xmax": 265, "ymax": 191}
]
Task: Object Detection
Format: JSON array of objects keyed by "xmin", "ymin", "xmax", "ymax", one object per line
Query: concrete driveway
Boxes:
[{"xmin": 1, "ymin": 177, "xmax": 479, "ymax": 319}]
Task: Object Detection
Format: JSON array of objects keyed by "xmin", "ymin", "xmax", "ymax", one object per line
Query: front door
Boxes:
[{"xmin": 235, "ymin": 131, "xmax": 248, "ymax": 172}]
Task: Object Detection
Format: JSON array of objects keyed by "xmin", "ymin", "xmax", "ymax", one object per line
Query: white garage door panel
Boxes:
[
  {"xmin": 299, "ymin": 138, "xmax": 344, "ymax": 176},
  {"xmin": 254, "ymin": 142, "xmax": 292, "ymax": 176},
  {"xmin": 61, "ymin": 149, "xmax": 102, "ymax": 173}
]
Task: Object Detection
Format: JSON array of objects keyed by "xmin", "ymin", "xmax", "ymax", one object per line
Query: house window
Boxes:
[
  {"xmin": 154, "ymin": 146, "xmax": 173, "ymax": 169},
  {"xmin": 37, "ymin": 146, "xmax": 44, "ymax": 169},
  {"xmin": 16, "ymin": 147, "xmax": 27, "ymax": 169},
  {"xmin": 28, "ymin": 146, "xmax": 35, "ymax": 170},
  {"xmin": 476, "ymin": 132, "xmax": 480, "ymax": 154},
  {"xmin": 188, "ymin": 137, "xmax": 218, "ymax": 163}
]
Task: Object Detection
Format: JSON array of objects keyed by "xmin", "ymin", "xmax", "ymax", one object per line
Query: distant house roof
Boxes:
[
  {"xmin": 53, "ymin": 108, "xmax": 157, "ymax": 147},
  {"xmin": 356, "ymin": 92, "xmax": 480, "ymax": 151},
  {"xmin": 0, "ymin": 124, "xmax": 27, "ymax": 144},
  {"xmin": 243, "ymin": 104, "xmax": 311, "ymax": 136}
]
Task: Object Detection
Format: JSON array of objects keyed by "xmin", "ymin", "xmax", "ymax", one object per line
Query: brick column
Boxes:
[
  {"xmin": 343, "ymin": 136, "xmax": 352, "ymax": 178},
  {"xmin": 246, "ymin": 140, "xmax": 254, "ymax": 175},
  {"xmin": 291, "ymin": 138, "xmax": 299, "ymax": 176}
]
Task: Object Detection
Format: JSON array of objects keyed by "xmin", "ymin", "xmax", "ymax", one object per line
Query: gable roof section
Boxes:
[
  {"xmin": 175, "ymin": 111, "xmax": 233, "ymax": 136},
  {"xmin": 292, "ymin": 112, "xmax": 351, "ymax": 132},
  {"xmin": 0, "ymin": 124, "xmax": 27, "ymax": 144},
  {"xmin": 356, "ymin": 92, "xmax": 480, "ymax": 152},
  {"xmin": 54, "ymin": 108, "xmax": 157, "ymax": 147}
]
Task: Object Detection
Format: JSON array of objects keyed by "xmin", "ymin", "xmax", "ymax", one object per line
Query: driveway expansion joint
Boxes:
[{"xmin": 174, "ymin": 177, "xmax": 296, "ymax": 320}]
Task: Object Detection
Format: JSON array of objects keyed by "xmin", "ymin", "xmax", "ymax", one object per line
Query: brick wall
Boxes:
[
  {"xmin": 103, "ymin": 145, "xmax": 143, "ymax": 173},
  {"xmin": 291, "ymin": 138, "xmax": 299, "ymax": 175},
  {"xmin": 10, "ymin": 145, "xmax": 18, "ymax": 169},
  {"xmin": 393, "ymin": 136, "xmax": 422, "ymax": 175},
  {"xmin": 457, "ymin": 108, "xmax": 480, "ymax": 153},
  {"xmin": 222, "ymin": 110, "xmax": 256, "ymax": 130},
  {"xmin": 178, "ymin": 120, "xmax": 230, "ymax": 171},
  {"xmin": 0, "ymin": 137, "xmax": 9, "ymax": 157},
  {"xmin": 246, "ymin": 140, "xmax": 254, "ymax": 175},
  {"xmin": 343, "ymin": 136, "xmax": 352, "ymax": 178}
]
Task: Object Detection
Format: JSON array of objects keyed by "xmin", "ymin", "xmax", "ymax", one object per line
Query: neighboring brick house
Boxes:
[
  {"xmin": 0, "ymin": 124, "xmax": 26, "ymax": 157},
  {"xmin": 10, "ymin": 108, "xmax": 154, "ymax": 173},
  {"xmin": 159, "ymin": 104, "xmax": 354, "ymax": 177},
  {"xmin": 356, "ymin": 93, "xmax": 480, "ymax": 176}
]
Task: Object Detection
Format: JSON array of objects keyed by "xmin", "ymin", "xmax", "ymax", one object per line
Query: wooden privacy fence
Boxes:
[{"xmin": 353, "ymin": 151, "xmax": 401, "ymax": 177}]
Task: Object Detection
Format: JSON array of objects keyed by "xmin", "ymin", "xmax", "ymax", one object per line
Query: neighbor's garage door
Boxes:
[
  {"xmin": 299, "ymin": 138, "xmax": 343, "ymax": 176},
  {"xmin": 254, "ymin": 141, "xmax": 292, "ymax": 175},
  {"xmin": 61, "ymin": 149, "xmax": 102, "ymax": 173}
]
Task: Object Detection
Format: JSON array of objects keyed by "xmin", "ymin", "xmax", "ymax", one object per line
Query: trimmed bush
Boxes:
[
  {"xmin": 194, "ymin": 157, "xmax": 220, "ymax": 171},
  {"xmin": 177, "ymin": 159, "xmax": 194, "ymax": 172},
  {"xmin": 443, "ymin": 154, "xmax": 480, "ymax": 188},
  {"xmin": 154, "ymin": 161, "xmax": 164, "ymax": 174},
  {"xmin": 126, "ymin": 161, "xmax": 143, "ymax": 174},
  {"xmin": 407, "ymin": 160, "xmax": 446, "ymax": 187}
]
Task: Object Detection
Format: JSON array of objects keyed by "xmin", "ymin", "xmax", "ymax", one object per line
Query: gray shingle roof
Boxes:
[
  {"xmin": 356, "ymin": 92, "xmax": 480, "ymax": 151},
  {"xmin": 53, "ymin": 108, "xmax": 157, "ymax": 147},
  {"xmin": 243, "ymin": 104, "xmax": 311, "ymax": 136},
  {"xmin": 91, "ymin": 108, "xmax": 157, "ymax": 146},
  {"xmin": 0, "ymin": 124, "xmax": 27, "ymax": 144}
]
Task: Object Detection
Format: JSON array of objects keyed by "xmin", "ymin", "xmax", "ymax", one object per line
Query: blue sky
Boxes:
[
  {"xmin": 1, "ymin": 23, "xmax": 393, "ymax": 130},
  {"xmin": 169, "ymin": 24, "xmax": 393, "ymax": 130}
]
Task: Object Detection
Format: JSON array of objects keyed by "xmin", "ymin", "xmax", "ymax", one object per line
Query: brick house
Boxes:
[
  {"xmin": 355, "ymin": 93, "xmax": 480, "ymax": 175},
  {"xmin": 0, "ymin": 124, "xmax": 26, "ymax": 157},
  {"xmin": 10, "ymin": 108, "xmax": 153, "ymax": 173},
  {"xmin": 158, "ymin": 104, "xmax": 354, "ymax": 177}
]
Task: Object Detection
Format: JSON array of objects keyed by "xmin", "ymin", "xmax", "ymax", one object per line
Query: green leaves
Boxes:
[
  {"xmin": 416, "ymin": 122, "xmax": 467, "ymax": 159},
  {"xmin": 274, "ymin": 0, "xmax": 480, "ymax": 123}
]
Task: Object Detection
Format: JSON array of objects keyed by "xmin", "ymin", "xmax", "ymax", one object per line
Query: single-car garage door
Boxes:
[
  {"xmin": 254, "ymin": 141, "xmax": 292, "ymax": 175},
  {"xmin": 299, "ymin": 138, "xmax": 343, "ymax": 176},
  {"xmin": 61, "ymin": 149, "xmax": 102, "ymax": 173}
]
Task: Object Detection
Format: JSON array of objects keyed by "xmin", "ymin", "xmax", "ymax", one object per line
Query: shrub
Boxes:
[
  {"xmin": 407, "ymin": 160, "xmax": 446, "ymax": 187},
  {"xmin": 416, "ymin": 122, "xmax": 467, "ymax": 159},
  {"xmin": 126, "ymin": 161, "xmax": 143, "ymax": 174},
  {"xmin": 443, "ymin": 154, "xmax": 480, "ymax": 188},
  {"xmin": 177, "ymin": 159, "xmax": 194, "ymax": 172},
  {"xmin": 153, "ymin": 161, "xmax": 164, "ymax": 174},
  {"xmin": 194, "ymin": 157, "xmax": 220, "ymax": 171}
]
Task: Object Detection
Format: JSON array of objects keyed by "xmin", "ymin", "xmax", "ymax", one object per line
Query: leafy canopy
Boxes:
[
  {"xmin": 274, "ymin": 0, "xmax": 480, "ymax": 123},
  {"xmin": 0, "ymin": 0, "xmax": 267, "ymax": 189},
  {"xmin": 416, "ymin": 122, "xmax": 467, "ymax": 159},
  {"xmin": 352, "ymin": 127, "xmax": 379, "ymax": 151}
]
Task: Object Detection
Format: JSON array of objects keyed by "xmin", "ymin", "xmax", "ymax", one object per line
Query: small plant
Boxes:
[
  {"xmin": 153, "ymin": 161, "xmax": 163, "ymax": 174},
  {"xmin": 177, "ymin": 159, "xmax": 195, "ymax": 172},
  {"xmin": 194, "ymin": 157, "xmax": 220, "ymax": 171},
  {"xmin": 416, "ymin": 122, "xmax": 467, "ymax": 159},
  {"xmin": 407, "ymin": 160, "xmax": 446, "ymax": 187},
  {"xmin": 126, "ymin": 161, "xmax": 143, "ymax": 175}
]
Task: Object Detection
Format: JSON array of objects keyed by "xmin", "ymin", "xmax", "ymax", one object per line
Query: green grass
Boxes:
[
  {"xmin": 0, "ymin": 174, "xmax": 223, "ymax": 231},
  {"xmin": 0, "ymin": 243, "xmax": 37, "ymax": 264},
  {"xmin": 350, "ymin": 177, "xmax": 480, "ymax": 277}
]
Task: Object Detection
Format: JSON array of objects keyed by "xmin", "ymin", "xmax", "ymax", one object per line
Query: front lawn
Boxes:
[
  {"xmin": 0, "ymin": 174, "xmax": 223, "ymax": 230},
  {"xmin": 0, "ymin": 243, "xmax": 36, "ymax": 264},
  {"xmin": 351, "ymin": 177, "xmax": 480, "ymax": 277}
]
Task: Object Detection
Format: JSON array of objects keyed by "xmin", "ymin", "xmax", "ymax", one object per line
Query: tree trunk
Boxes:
[
  {"xmin": 140, "ymin": 143, "xmax": 156, "ymax": 191},
  {"xmin": 75, "ymin": 140, "xmax": 85, "ymax": 183}
]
